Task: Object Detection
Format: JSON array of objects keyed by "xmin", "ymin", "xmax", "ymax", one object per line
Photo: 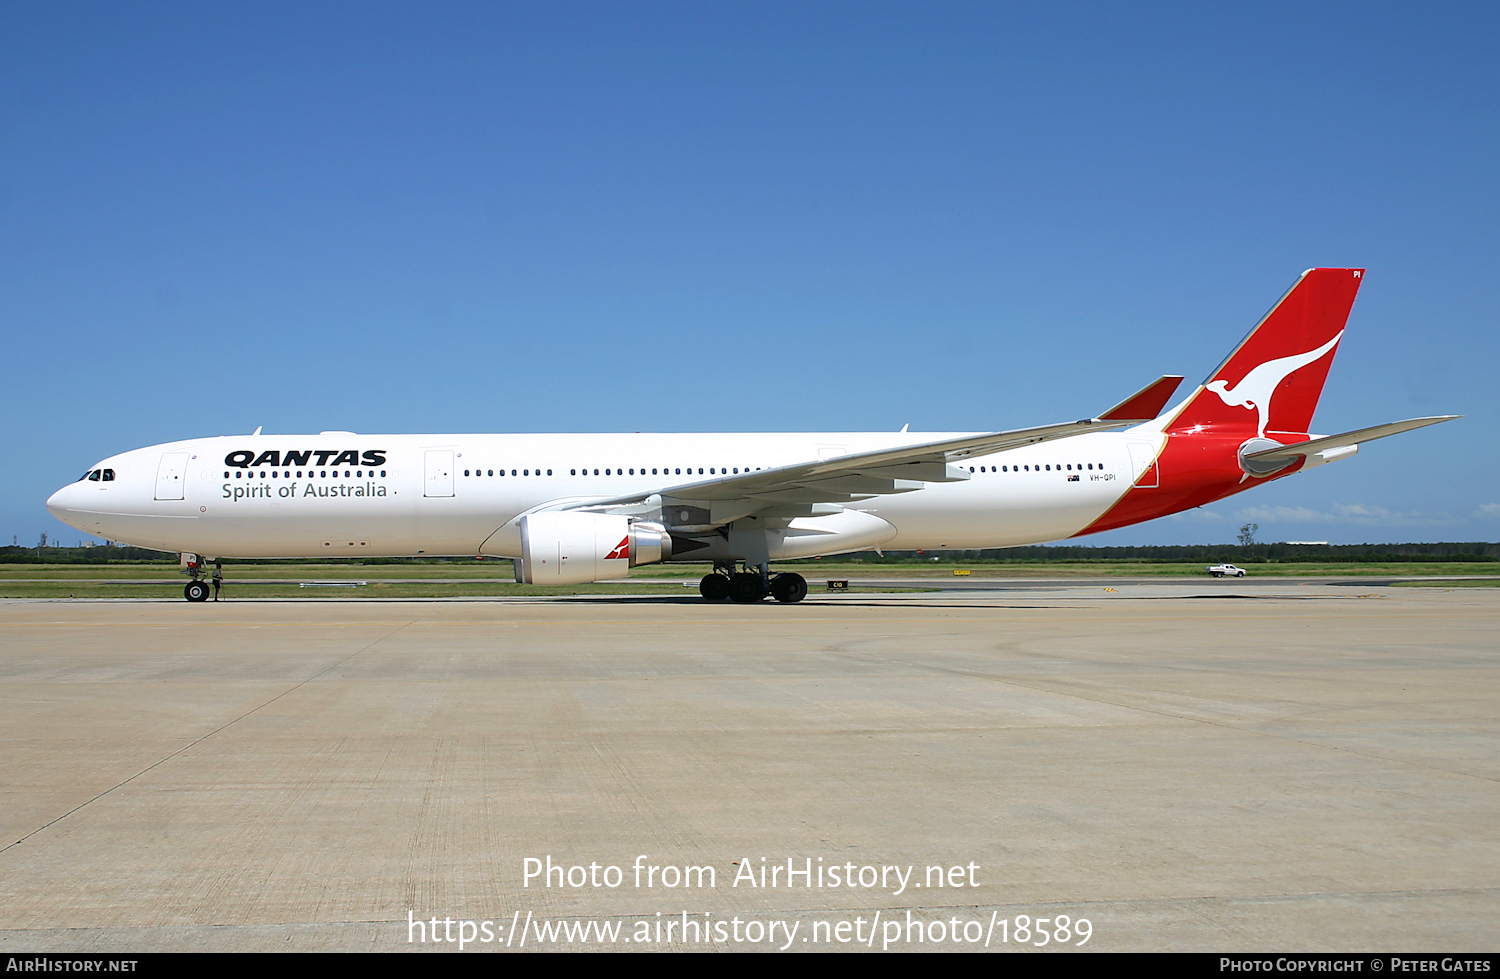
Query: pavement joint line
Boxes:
[{"xmin": 0, "ymin": 608, "xmax": 435, "ymax": 857}]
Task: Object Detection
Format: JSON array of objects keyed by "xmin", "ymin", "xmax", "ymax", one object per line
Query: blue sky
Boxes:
[{"xmin": 3, "ymin": 2, "xmax": 1496, "ymax": 547}]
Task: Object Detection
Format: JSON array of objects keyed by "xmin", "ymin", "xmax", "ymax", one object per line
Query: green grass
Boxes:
[
  {"xmin": 0, "ymin": 566, "xmax": 938, "ymax": 599},
  {"xmin": 1, "ymin": 561, "xmax": 1492, "ymax": 599}
]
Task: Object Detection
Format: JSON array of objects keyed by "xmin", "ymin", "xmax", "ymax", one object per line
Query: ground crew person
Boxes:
[{"xmin": 212, "ymin": 563, "xmax": 223, "ymax": 602}]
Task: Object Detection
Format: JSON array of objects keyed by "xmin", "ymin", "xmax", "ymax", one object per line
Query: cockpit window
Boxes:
[
  {"xmin": 102, "ymin": 469, "xmax": 115, "ymax": 481},
  {"xmin": 87, "ymin": 470, "xmax": 101, "ymax": 481}
]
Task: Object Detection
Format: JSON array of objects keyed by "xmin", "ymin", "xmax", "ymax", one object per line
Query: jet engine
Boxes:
[{"xmin": 517, "ymin": 512, "xmax": 673, "ymax": 585}]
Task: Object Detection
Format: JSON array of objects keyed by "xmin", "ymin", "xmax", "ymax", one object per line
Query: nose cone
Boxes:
[{"xmin": 47, "ymin": 482, "xmax": 88, "ymax": 530}]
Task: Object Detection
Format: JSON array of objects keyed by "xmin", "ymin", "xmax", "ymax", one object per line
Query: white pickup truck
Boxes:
[{"xmin": 1207, "ymin": 564, "xmax": 1247, "ymax": 578}]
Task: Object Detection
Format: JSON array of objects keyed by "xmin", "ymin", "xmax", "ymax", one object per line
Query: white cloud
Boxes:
[
  {"xmin": 1232, "ymin": 504, "xmax": 1464, "ymax": 527},
  {"xmin": 1477, "ymin": 503, "xmax": 1500, "ymax": 520},
  {"xmin": 1167, "ymin": 508, "xmax": 1224, "ymax": 522},
  {"xmin": 1234, "ymin": 505, "xmax": 1336, "ymax": 523}
]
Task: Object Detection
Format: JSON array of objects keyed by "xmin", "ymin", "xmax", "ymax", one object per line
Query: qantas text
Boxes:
[{"xmin": 224, "ymin": 449, "xmax": 387, "ymax": 468}]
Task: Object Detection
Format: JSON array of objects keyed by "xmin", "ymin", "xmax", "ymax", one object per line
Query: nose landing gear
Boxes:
[
  {"xmin": 180, "ymin": 552, "xmax": 216, "ymax": 602},
  {"xmin": 698, "ymin": 563, "xmax": 807, "ymax": 604}
]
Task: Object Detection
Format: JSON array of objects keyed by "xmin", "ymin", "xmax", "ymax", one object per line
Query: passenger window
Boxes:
[{"xmin": 547, "ymin": 469, "xmax": 553, "ymax": 476}]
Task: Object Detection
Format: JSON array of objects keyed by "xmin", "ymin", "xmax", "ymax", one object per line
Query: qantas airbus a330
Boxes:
[{"xmin": 48, "ymin": 269, "xmax": 1455, "ymax": 603}]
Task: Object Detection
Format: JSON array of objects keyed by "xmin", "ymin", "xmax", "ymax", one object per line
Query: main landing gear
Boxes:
[
  {"xmin": 699, "ymin": 563, "xmax": 808, "ymax": 604},
  {"xmin": 184, "ymin": 580, "xmax": 210, "ymax": 602}
]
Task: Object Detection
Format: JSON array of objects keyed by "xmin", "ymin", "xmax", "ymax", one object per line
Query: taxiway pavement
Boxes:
[{"xmin": 1, "ymin": 582, "xmax": 1495, "ymax": 952}]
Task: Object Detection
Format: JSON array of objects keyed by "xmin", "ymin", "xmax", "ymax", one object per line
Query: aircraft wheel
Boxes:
[
  {"xmin": 699, "ymin": 573, "xmax": 730, "ymax": 601},
  {"xmin": 184, "ymin": 580, "xmax": 210, "ymax": 602},
  {"xmin": 770, "ymin": 573, "xmax": 808, "ymax": 604},
  {"xmin": 729, "ymin": 573, "xmax": 766, "ymax": 603}
]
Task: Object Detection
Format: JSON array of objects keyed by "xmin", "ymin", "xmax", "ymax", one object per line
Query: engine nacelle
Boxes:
[{"xmin": 517, "ymin": 512, "xmax": 672, "ymax": 585}]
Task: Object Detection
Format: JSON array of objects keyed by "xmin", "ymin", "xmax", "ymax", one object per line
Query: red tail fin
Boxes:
[{"xmin": 1167, "ymin": 268, "xmax": 1364, "ymax": 437}]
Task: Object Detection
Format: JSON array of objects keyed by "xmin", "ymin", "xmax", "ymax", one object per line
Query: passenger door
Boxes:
[
  {"xmin": 424, "ymin": 450, "xmax": 454, "ymax": 498},
  {"xmin": 154, "ymin": 452, "xmax": 190, "ymax": 500}
]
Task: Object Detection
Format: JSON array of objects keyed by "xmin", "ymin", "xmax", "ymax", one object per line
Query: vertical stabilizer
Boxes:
[{"xmin": 1166, "ymin": 268, "xmax": 1364, "ymax": 437}]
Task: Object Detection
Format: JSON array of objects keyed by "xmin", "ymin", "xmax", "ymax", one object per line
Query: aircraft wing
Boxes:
[
  {"xmin": 565, "ymin": 377, "xmax": 1185, "ymax": 518},
  {"xmin": 1242, "ymin": 415, "xmax": 1460, "ymax": 465}
]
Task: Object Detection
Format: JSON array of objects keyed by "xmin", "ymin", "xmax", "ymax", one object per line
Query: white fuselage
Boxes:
[{"xmin": 46, "ymin": 430, "xmax": 1154, "ymax": 560}]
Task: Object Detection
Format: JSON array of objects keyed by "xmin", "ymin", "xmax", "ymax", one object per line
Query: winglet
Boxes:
[{"xmin": 1098, "ymin": 376, "xmax": 1185, "ymax": 421}]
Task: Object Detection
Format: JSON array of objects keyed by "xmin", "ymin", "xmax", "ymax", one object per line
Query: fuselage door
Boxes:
[
  {"xmin": 154, "ymin": 452, "xmax": 190, "ymax": 500},
  {"xmin": 1126, "ymin": 441, "xmax": 1160, "ymax": 488},
  {"xmin": 424, "ymin": 450, "xmax": 455, "ymax": 498}
]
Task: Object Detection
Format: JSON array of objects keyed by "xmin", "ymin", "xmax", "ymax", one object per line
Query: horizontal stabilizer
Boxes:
[
  {"xmin": 1099, "ymin": 376, "xmax": 1185, "ymax": 421},
  {"xmin": 1243, "ymin": 416, "xmax": 1460, "ymax": 465}
]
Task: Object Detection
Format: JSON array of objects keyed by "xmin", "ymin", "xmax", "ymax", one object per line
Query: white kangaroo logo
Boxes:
[{"xmin": 1206, "ymin": 331, "xmax": 1342, "ymax": 436}]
